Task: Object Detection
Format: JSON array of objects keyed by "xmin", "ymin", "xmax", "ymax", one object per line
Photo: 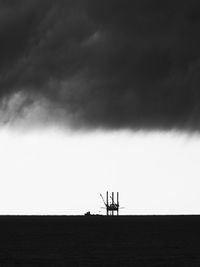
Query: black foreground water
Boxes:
[{"xmin": 0, "ymin": 215, "xmax": 199, "ymax": 266}]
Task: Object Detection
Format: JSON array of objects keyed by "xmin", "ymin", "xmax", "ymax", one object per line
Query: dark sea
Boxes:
[{"xmin": 0, "ymin": 215, "xmax": 199, "ymax": 266}]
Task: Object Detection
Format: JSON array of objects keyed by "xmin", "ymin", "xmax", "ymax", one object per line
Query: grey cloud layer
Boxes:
[{"xmin": 1, "ymin": 0, "xmax": 200, "ymax": 129}]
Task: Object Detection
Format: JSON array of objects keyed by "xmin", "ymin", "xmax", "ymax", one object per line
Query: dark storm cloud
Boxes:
[{"xmin": 1, "ymin": 0, "xmax": 200, "ymax": 129}]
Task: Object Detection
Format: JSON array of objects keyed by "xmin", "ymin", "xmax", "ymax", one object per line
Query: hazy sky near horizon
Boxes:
[
  {"xmin": 1, "ymin": 1, "xmax": 200, "ymax": 214},
  {"xmin": 0, "ymin": 128, "xmax": 200, "ymax": 215}
]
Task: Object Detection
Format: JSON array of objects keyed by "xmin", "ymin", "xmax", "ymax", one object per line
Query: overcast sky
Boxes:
[{"xmin": 1, "ymin": 1, "xmax": 200, "ymax": 214}]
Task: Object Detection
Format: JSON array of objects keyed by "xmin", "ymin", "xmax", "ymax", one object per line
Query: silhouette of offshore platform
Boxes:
[{"xmin": 100, "ymin": 191, "xmax": 120, "ymax": 216}]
